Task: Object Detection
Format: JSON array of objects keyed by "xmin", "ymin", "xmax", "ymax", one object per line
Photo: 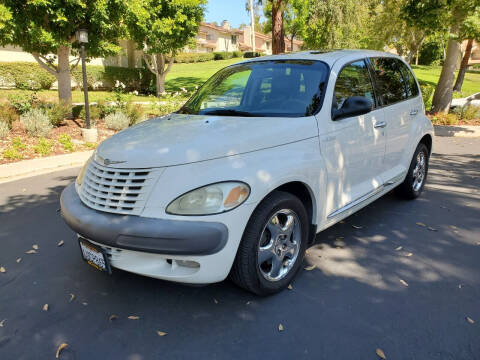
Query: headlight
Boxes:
[
  {"xmin": 166, "ymin": 182, "xmax": 250, "ymax": 215},
  {"xmin": 76, "ymin": 157, "xmax": 91, "ymax": 186}
]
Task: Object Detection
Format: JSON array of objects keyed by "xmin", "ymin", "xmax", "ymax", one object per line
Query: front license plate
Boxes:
[{"xmin": 79, "ymin": 238, "xmax": 111, "ymax": 273}]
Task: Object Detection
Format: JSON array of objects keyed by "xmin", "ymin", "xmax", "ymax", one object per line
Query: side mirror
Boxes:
[{"xmin": 332, "ymin": 96, "xmax": 373, "ymax": 121}]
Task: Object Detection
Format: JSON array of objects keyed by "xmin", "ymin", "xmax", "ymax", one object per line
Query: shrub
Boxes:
[
  {"xmin": 232, "ymin": 50, "xmax": 243, "ymax": 58},
  {"xmin": 213, "ymin": 51, "xmax": 235, "ymax": 60},
  {"xmin": 33, "ymin": 137, "xmax": 53, "ymax": 156},
  {"xmin": 174, "ymin": 52, "xmax": 215, "ymax": 63},
  {"xmin": 3, "ymin": 147, "xmax": 22, "ymax": 160},
  {"xmin": 20, "ymin": 108, "xmax": 52, "ymax": 137},
  {"xmin": 460, "ymin": 105, "xmax": 480, "ymax": 121},
  {"xmin": 419, "ymin": 81, "xmax": 434, "ymax": 110},
  {"xmin": 58, "ymin": 134, "xmax": 75, "ymax": 152},
  {"xmin": 244, "ymin": 51, "xmax": 262, "ymax": 58},
  {"xmin": 0, "ymin": 121, "xmax": 9, "ymax": 139},
  {"xmin": 126, "ymin": 102, "xmax": 146, "ymax": 125},
  {"xmin": 12, "ymin": 137, "xmax": 26, "ymax": 151},
  {"xmin": 8, "ymin": 92, "xmax": 39, "ymax": 114},
  {"xmin": 48, "ymin": 103, "xmax": 71, "ymax": 127},
  {"xmin": 105, "ymin": 111, "xmax": 130, "ymax": 130},
  {"xmin": 79, "ymin": 106, "xmax": 100, "ymax": 127},
  {"xmin": 0, "ymin": 62, "xmax": 56, "ymax": 90},
  {"xmin": 0, "ymin": 103, "xmax": 19, "ymax": 129},
  {"xmin": 431, "ymin": 112, "xmax": 459, "ymax": 125}
]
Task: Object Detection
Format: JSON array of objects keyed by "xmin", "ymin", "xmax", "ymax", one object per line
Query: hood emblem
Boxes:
[{"xmin": 96, "ymin": 154, "xmax": 126, "ymax": 166}]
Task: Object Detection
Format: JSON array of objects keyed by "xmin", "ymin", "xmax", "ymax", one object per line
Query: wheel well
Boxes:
[
  {"xmin": 274, "ymin": 182, "xmax": 315, "ymax": 226},
  {"xmin": 420, "ymin": 134, "xmax": 432, "ymax": 155}
]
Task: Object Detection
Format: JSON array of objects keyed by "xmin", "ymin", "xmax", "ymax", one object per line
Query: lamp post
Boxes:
[{"xmin": 76, "ymin": 29, "xmax": 90, "ymax": 129}]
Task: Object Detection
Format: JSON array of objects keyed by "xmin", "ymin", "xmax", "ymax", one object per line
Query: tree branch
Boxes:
[
  {"xmin": 32, "ymin": 53, "xmax": 58, "ymax": 75},
  {"xmin": 163, "ymin": 55, "xmax": 174, "ymax": 77},
  {"xmin": 70, "ymin": 57, "xmax": 81, "ymax": 71}
]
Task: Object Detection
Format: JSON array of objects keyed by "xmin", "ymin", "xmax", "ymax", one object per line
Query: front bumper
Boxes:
[{"xmin": 60, "ymin": 183, "xmax": 228, "ymax": 256}]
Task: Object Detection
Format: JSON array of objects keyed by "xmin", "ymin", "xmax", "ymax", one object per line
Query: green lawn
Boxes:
[{"xmin": 0, "ymin": 59, "xmax": 478, "ymax": 104}]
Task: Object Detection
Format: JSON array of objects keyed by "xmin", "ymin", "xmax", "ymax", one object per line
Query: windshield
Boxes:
[{"xmin": 178, "ymin": 60, "xmax": 329, "ymax": 117}]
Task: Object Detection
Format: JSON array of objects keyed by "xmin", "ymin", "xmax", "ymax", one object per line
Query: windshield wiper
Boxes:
[{"xmin": 201, "ymin": 109, "xmax": 262, "ymax": 117}]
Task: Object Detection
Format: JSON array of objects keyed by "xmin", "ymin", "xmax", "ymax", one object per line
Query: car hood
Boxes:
[{"xmin": 95, "ymin": 113, "xmax": 318, "ymax": 168}]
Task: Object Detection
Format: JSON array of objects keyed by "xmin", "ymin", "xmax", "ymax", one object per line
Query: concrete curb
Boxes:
[
  {"xmin": 434, "ymin": 125, "xmax": 480, "ymax": 137},
  {"xmin": 0, "ymin": 150, "xmax": 93, "ymax": 184}
]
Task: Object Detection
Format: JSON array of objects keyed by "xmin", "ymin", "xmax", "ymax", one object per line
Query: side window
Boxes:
[
  {"xmin": 396, "ymin": 60, "xmax": 420, "ymax": 98},
  {"xmin": 370, "ymin": 57, "xmax": 407, "ymax": 105},
  {"xmin": 333, "ymin": 60, "xmax": 375, "ymax": 110}
]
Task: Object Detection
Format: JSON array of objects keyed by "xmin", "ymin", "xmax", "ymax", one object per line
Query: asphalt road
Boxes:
[{"xmin": 0, "ymin": 137, "xmax": 479, "ymax": 360}]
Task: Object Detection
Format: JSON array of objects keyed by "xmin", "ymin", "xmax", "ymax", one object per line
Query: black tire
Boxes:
[
  {"xmin": 230, "ymin": 191, "xmax": 310, "ymax": 295},
  {"xmin": 395, "ymin": 143, "xmax": 429, "ymax": 200}
]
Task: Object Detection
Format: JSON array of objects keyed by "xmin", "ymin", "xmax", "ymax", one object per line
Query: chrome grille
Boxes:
[{"xmin": 79, "ymin": 160, "xmax": 157, "ymax": 215}]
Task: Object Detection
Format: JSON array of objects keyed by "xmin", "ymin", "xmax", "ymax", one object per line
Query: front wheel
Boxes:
[
  {"xmin": 230, "ymin": 191, "xmax": 309, "ymax": 295},
  {"xmin": 395, "ymin": 143, "xmax": 430, "ymax": 199}
]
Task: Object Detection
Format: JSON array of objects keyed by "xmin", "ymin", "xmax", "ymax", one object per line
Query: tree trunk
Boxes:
[
  {"xmin": 431, "ymin": 22, "xmax": 462, "ymax": 113},
  {"xmin": 271, "ymin": 0, "xmax": 285, "ymax": 54},
  {"xmin": 416, "ymin": 49, "xmax": 419, "ymax": 65},
  {"xmin": 453, "ymin": 39, "xmax": 473, "ymax": 92},
  {"xmin": 57, "ymin": 45, "xmax": 72, "ymax": 104},
  {"xmin": 156, "ymin": 73, "xmax": 166, "ymax": 97}
]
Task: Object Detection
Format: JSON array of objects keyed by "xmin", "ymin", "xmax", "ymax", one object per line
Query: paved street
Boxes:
[{"xmin": 0, "ymin": 137, "xmax": 479, "ymax": 360}]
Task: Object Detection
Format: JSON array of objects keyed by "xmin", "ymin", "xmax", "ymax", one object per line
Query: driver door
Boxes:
[{"xmin": 320, "ymin": 59, "xmax": 386, "ymax": 218}]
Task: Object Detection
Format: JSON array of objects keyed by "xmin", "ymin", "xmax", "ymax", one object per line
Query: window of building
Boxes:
[{"xmin": 231, "ymin": 35, "xmax": 237, "ymax": 45}]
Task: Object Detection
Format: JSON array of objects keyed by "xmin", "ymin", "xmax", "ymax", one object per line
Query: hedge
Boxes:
[
  {"xmin": 244, "ymin": 51, "xmax": 262, "ymax": 58},
  {"xmin": 0, "ymin": 62, "xmax": 56, "ymax": 90},
  {"xmin": 174, "ymin": 52, "xmax": 215, "ymax": 63},
  {"xmin": 213, "ymin": 51, "xmax": 244, "ymax": 60}
]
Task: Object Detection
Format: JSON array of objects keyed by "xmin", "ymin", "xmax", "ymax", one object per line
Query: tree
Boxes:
[
  {"xmin": 402, "ymin": 0, "xmax": 480, "ymax": 112},
  {"xmin": 453, "ymin": 13, "xmax": 480, "ymax": 92},
  {"xmin": 270, "ymin": 0, "xmax": 287, "ymax": 54},
  {"xmin": 126, "ymin": 0, "xmax": 205, "ymax": 96},
  {"xmin": 0, "ymin": 0, "xmax": 127, "ymax": 104}
]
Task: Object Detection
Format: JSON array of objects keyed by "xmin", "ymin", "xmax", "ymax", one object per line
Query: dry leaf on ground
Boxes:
[
  {"xmin": 16, "ymin": 258, "xmax": 22, "ymax": 263},
  {"xmin": 157, "ymin": 330, "xmax": 168, "ymax": 336},
  {"xmin": 287, "ymin": 284, "xmax": 293, "ymax": 290},
  {"xmin": 466, "ymin": 317, "xmax": 475, "ymax": 324},
  {"xmin": 278, "ymin": 324, "xmax": 284, "ymax": 331},
  {"xmin": 69, "ymin": 294, "xmax": 75, "ymax": 303},
  {"xmin": 376, "ymin": 348, "xmax": 386, "ymax": 359},
  {"xmin": 0, "ymin": 319, "xmax": 5, "ymax": 327},
  {"xmin": 32, "ymin": 244, "xmax": 39, "ymax": 250},
  {"xmin": 26, "ymin": 250, "xmax": 37, "ymax": 254},
  {"xmin": 352, "ymin": 225, "xmax": 363, "ymax": 229},
  {"xmin": 42, "ymin": 304, "xmax": 49, "ymax": 311},
  {"xmin": 128, "ymin": 316, "xmax": 140, "ymax": 320},
  {"xmin": 0, "ymin": 267, "xmax": 5, "ymax": 273},
  {"xmin": 56, "ymin": 343, "xmax": 68, "ymax": 358},
  {"xmin": 57, "ymin": 240, "xmax": 64, "ymax": 247},
  {"xmin": 304, "ymin": 265, "xmax": 316, "ymax": 271},
  {"xmin": 213, "ymin": 298, "xmax": 218, "ymax": 304},
  {"xmin": 395, "ymin": 246, "xmax": 403, "ymax": 251},
  {"xmin": 405, "ymin": 253, "xmax": 413, "ymax": 257},
  {"xmin": 427, "ymin": 227, "xmax": 437, "ymax": 232},
  {"xmin": 109, "ymin": 314, "xmax": 118, "ymax": 322},
  {"xmin": 82, "ymin": 302, "xmax": 88, "ymax": 306},
  {"xmin": 416, "ymin": 222, "xmax": 426, "ymax": 227},
  {"xmin": 399, "ymin": 279, "xmax": 409, "ymax": 287}
]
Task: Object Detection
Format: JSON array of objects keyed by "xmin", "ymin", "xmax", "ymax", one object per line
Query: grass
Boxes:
[{"xmin": 0, "ymin": 59, "xmax": 478, "ymax": 104}]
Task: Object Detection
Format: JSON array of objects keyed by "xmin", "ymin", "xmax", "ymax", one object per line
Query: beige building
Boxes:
[{"xmin": 461, "ymin": 40, "xmax": 480, "ymax": 65}]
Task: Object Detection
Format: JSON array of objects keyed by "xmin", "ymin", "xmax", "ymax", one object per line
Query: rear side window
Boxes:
[
  {"xmin": 370, "ymin": 57, "xmax": 407, "ymax": 105},
  {"xmin": 396, "ymin": 61, "xmax": 420, "ymax": 98},
  {"xmin": 333, "ymin": 60, "xmax": 375, "ymax": 110}
]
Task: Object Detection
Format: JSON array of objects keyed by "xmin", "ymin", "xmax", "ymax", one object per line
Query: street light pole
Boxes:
[{"xmin": 80, "ymin": 43, "xmax": 90, "ymax": 129}]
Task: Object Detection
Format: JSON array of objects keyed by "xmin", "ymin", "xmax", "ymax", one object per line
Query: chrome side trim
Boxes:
[
  {"xmin": 385, "ymin": 172, "xmax": 407, "ymax": 186},
  {"xmin": 327, "ymin": 185, "xmax": 385, "ymax": 219}
]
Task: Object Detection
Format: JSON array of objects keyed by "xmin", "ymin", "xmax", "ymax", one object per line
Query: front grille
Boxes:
[{"xmin": 79, "ymin": 160, "xmax": 158, "ymax": 215}]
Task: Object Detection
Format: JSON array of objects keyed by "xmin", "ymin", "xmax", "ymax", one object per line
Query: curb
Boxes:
[
  {"xmin": 0, "ymin": 150, "xmax": 93, "ymax": 184},
  {"xmin": 434, "ymin": 125, "xmax": 480, "ymax": 137}
]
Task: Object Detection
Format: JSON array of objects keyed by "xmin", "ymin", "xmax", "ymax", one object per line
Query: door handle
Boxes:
[
  {"xmin": 410, "ymin": 109, "xmax": 419, "ymax": 116},
  {"xmin": 374, "ymin": 121, "xmax": 387, "ymax": 128}
]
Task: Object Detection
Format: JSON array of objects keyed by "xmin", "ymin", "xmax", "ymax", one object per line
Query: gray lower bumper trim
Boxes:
[{"xmin": 60, "ymin": 183, "xmax": 228, "ymax": 255}]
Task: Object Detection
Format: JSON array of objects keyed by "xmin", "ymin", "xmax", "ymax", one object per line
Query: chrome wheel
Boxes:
[
  {"xmin": 257, "ymin": 209, "xmax": 301, "ymax": 282},
  {"xmin": 412, "ymin": 150, "xmax": 426, "ymax": 192}
]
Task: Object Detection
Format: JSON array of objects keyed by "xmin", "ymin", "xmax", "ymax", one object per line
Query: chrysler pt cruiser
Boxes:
[{"xmin": 61, "ymin": 50, "xmax": 433, "ymax": 295}]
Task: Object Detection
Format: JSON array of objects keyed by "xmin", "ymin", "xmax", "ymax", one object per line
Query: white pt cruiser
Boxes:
[{"xmin": 61, "ymin": 50, "xmax": 434, "ymax": 295}]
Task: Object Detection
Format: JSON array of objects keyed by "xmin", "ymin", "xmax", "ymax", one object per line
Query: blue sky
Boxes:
[{"xmin": 205, "ymin": 0, "xmax": 255, "ymax": 28}]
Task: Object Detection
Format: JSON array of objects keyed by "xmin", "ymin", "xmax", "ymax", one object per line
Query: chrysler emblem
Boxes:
[{"xmin": 96, "ymin": 154, "xmax": 126, "ymax": 166}]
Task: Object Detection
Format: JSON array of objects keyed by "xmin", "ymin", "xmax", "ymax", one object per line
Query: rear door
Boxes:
[{"xmin": 320, "ymin": 59, "xmax": 386, "ymax": 218}]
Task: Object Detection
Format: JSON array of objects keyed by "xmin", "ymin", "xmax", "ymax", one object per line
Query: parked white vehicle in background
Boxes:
[{"xmin": 61, "ymin": 50, "xmax": 434, "ymax": 295}]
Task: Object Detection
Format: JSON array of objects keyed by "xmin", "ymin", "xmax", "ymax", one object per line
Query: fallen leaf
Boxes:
[
  {"xmin": 399, "ymin": 279, "xmax": 409, "ymax": 287},
  {"xmin": 405, "ymin": 253, "xmax": 413, "ymax": 257},
  {"xmin": 16, "ymin": 258, "xmax": 22, "ymax": 263},
  {"xmin": 32, "ymin": 244, "xmax": 39, "ymax": 250},
  {"xmin": 395, "ymin": 246, "xmax": 403, "ymax": 251},
  {"xmin": 287, "ymin": 284, "xmax": 293, "ymax": 290},
  {"xmin": 278, "ymin": 324, "xmax": 284, "ymax": 331},
  {"xmin": 304, "ymin": 265, "xmax": 316, "ymax": 271},
  {"xmin": 376, "ymin": 348, "xmax": 387, "ymax": 359},
  {"xmin": 305, "ymin": 249, "xmax": 310, "ymax": 255},
  {"xmin": 128, "ymin": 316, "xmax": 140, "ymax": 320},
  {"xmin": 157, "ymin": 330, "xmax": 168, "ymax": 336},
  {"xmin": 246, "ymin": 301, "xmax": 251, "ymax": 305},
  {"xmin": 0, "ymin": 319, "xmax": 5, "ymax": 327},
  {"xmin": 427, "ymin": 227, "xmax": 437, "ymax": 232},
  {"xmin": 26, "ymin": 250, "xmax": 37, "ymax": 254},
  {"xmin": 352, "ymin": 225, "xmax": 363, "ymax": 229},
  {"xmin": 458, "ymin": 284, "xmax": 463, "ymax": 289},
  {"xmin": 339, "ymin": 220, "xmax": 345, "ymax": 224},
  {"xmin": 450, "ymin": 225, "xmax": 457, "ymax": 229},
  {"xmin": 69, "ymin": 294, "xmax": 75, "ymax": 302},
  {"xmin": 466, "ymin": 317, "xmax": 475, "ymax": 324},
  {"xmin": 82, "ymin": 302, "xmax": 88, "ymax": 306},
  {"xmin": 0, "ymin": 267, "xmax": 5, "ymax": 273},
  {"xmin": 56, "ymin": 343, "xmax": 68, "ymax": 359},
  {"xmin": 57, "ymin": 240, "xmax": 64, "ymax": 247},
  {"xmin": 416, "ymin": 222, "xmax": 426, "ymax": 227},
  {"xmin": 42, "ymin": 304, "xmax": 49, "ymax": 311},
  {"xmin": 213, "ymin": 298, "xmax": 218, "ymax": 304},
  {"xmin": 109, "ymin": 314, "xmax": 118, "ymax": 322}
]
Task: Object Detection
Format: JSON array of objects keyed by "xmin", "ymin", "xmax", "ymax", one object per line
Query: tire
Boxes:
[
  {"xmin": 395, "ymin": 143, "xmax": 429, "ymax": 200},
  {"xmin": 230, "ymin": 191, "xmax": 310, "ymax": 295}
]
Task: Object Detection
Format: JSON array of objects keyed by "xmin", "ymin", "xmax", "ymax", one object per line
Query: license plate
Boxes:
[{"xmin": 79, "ymin": 238, "xmax": 111, "ymax": 274}]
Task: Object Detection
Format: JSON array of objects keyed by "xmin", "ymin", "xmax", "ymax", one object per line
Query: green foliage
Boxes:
[
  {"xmin": 0, "ymin": 120, "xmax": 9, "ymax": 139},
  {"xmin": 105, "ymin": 111, "xmax": 130, "ymax": 130},
  {"xmin": 125, "ymin": 102, "xmax": 146, "ymax": 126},
  {"xmin": 8, "ymin": 92, "xmax": 39, "ymax": 114},
  {"xmin": 232, "ymin": 51, "xmax": 244, "ymax": 58},
  {"xmin": 12, "ymin": 136, "xmax": 25, "ymax": 151},
  {"xmin": 3, "ymin": 147, "xmax": 22, "ymax": 160},
  {"xmin": 0, "ymin": 103, "xmax": 18, "ymax": 129},
  {"xmin": 174, "ymin": 52, "xmax": 215, "ymax": 63},
  {"xmin": 430, "ymin": 112, "xmax": 459, "ymax": 125},
  {"xmin": 244, "ymin": 51, "xmax": 262, "ymax": 58},
  {"xmin": 452, "ymin": 105, "xmax": 480, "ymax": 120},
  {"xmin": 33, "ymin": 137, "xmax": 53, "ymax": 156},
  {"xmin": 213, "ymin": 52, "xmax": 233, "ymax": 60},
  {"xmin": 418, "ymin": 39, "xmax": 444, "ymax": 66},
  {"xmin": 79, "ymin": 106, "xmax": 101, "ymax": 126},
  {"xmin": 20, "ymin": 108, "xmax": 52, "ymax": 137},
  {"xmin": 0, "ymin": 62, "xmax": 56, "ymax": 90},
  {"xmin": 72, "ymin": 105, "xmax": 84, "ymax": 119},
  {"xmin": 419, "ymin": 81, "xmax": 435, "ymax": 110},
  {"xmin": 58, "ymin": 134, "xmax": 75, "ymax": 152},
  {"xmin": 48, "ymin": 103, "xmax": 71, "ymax": 127}
]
